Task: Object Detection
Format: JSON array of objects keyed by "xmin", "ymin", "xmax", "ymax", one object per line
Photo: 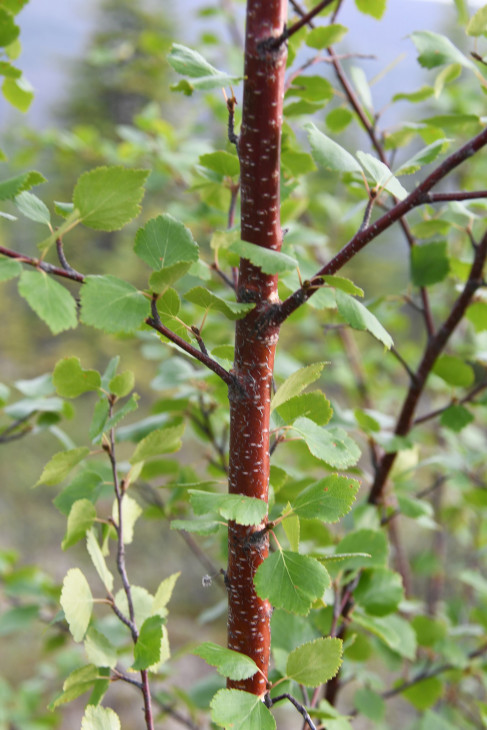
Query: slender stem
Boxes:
[
  {"xmin": 267, "ymin": 693, "xmax": 317, "ymax": 730},
  {"xmin": 55, "ymin": 237, "xmax": 83, "ymax": 278},
  {"xmin": 0, "ymin": 245, "xmax": 85, "ymax": 282},
  {"xmin": 413, "ymin": 380, "xmax": 487, "ymax": 426}
]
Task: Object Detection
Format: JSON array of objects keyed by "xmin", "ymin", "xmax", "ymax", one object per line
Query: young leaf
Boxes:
[
  {"xmin": 84, "ymin": 627, "xmax": 118, "ymax": 669},
  {"xmin": 254, "ymin": 550, "xmax": 330, "ymax": 615},
  {"xmin": 291, "ymin": 417, "xmax": 361, "ymax": 469},
  {"xmin": 62, "ymin": 499, "xmax": 97, "ymax": 550},
  {"xmin": 132, "ymin": 615, "xmax": 165, "ymax": 670},
  {"xmin": 271, "ymin": 362, "xmax": 326, "ymax": 412},
  {"xmin": 152, "ymin": 572, "xmax": 180, "ymax": 616},
  {"xmin": 292, "ymin": 475, "xmax": 360, "ymax": 523},
  {"xmin": 395, "ymin": 139, "xmax": 449, "ymax": 176},
  {"xmin": 356, "ymin": 151, "xmax": 408, "ymax": 200},
  {"xmin": 410, "ymin": 31, "xmax": 474, "ymax": 70},
  {"xmin": 185, "ymin": 286, "xmax": 255, "ymax": 320},
  {"xmin": 80, "ymin": 275, "xmax": 150, "ymax": 334},
  {"xmin": 189, "ymin": 490, "xmax": 267, "ymax": 526},
  {"xmin": 49, "ymin": 665, "xmax": 99, "ymax": 710},
  {"xmin": 109, "ymin": 370, "xmax": 134, "ymax": 398},
  {"xmin": 53, "ymin": 357, "xmax": 101, "ymax": 398},
  {"xmin": 466, "ymin": 301, "xmax": 487, "ymax": 332},
  {"xmin": 286, "ymin": 637, "xmax": 343, "ymax": 687},
  {"xmin": 306, "ymin": 122, "xmax": 362, "ymax": 173},
  {"xmin": 112, "ymin": 495, "xmax": 143, "ymax": 544},
  {"xmin": 211, "ymin": 689, "xmax": 276, "ymax": 730},
  {"xmin": 199, "ymin": 151, "xmax": 240, "ymax": 177},
  {"xmin": 194, "ymin": 642, "xmax": 259, "ymax": 680},
  {"xmin": 335, "ymin": 290, "xmax": 393, "ymax": 349},
  {"xmin": 466, "ymin": 4, "xmax": 487, "ymax": 36},
  {"xmin": 60, "ymin": 568, "xmax": 93, "ymax": 642},
  {"xmin": 168, "ymin": 43, "xmax": 241, "ymax": 90},
  {"xmin": 322, "ymin": 275, "xmax": 364, "ymax": 297},
  {"xmin": 15, "ymin": 190, "xmax": 50, "ymax": 225},
  {"xmin": 18, "ymin": 270, "xmax": 78, "ymax": 334},
  {"xmin": 0, "ymin": 171, "xmax": 45, "ymax": 200},
  {"xmin": 35, "ymin": 446, "xmax": 90, "ymax": 486},
  {"xmin": 2, "ymin": 75, "xmax": 34, "ymax": 112},
  {"xmin": 86, "ymin": 529, "xmax": 114, "ymax": 593},
  {"xmin": 276, "ymin": 391, "xmax": 332, "ymax": 425},
  {"xmin": 411, "ymin": 241, "xmax": 449, "ymax": 287},
  {"xmin": 81, "ymin": 705, "xmax": 121, "ymax": 730},
  {"xmin": 306, "ymin": 24, "xmax": 348, "ymax": 49},
  {"xmin": 354, "ymin": 0, "xmax": 386, "ymax": 19},
  {"xmin": 0, "ymin": 8, "xmax": 19, "ymax": 46},
  {"xmin": 73, "ymin": 166, "xmax": 149, "ymax": 231},
  {"xmin": 134, "ymin": 214, "xmax": 198, "ymax": 286},
  {"xmin": 229, "ymin": 240, "xmax": 298, "ymax": 274},
  {"xmin": 130, "ymin": 422, "xmax": 185, "ymax": 463}
]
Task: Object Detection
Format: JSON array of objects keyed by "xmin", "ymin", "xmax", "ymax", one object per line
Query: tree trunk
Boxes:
[{"xmin": 226, "ymin": 0, "xmax": 287, "ymax": 696}]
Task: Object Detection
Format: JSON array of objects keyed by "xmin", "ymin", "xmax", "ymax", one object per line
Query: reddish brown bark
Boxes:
[{"xmin": 226, "ymin": 0, "xmax": 287, "ymax": 695}]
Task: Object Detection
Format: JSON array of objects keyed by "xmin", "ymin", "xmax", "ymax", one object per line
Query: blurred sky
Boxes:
[{"xmin": 0, "ymin": 0, "xmax": 484, "ymax": 127}]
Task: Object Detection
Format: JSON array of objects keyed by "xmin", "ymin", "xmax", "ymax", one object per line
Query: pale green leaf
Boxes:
[
  {"xmin": 134, "ymin": 214, "xmax": 198, "ymax": 281},
  {"xmin": 410, "ymin": 31, "xmax": 474, "ymax": 69},
  {"xmin": 354, "ymin": 0, "xmax": 386, "ymax": 19},
  {"xmin": 306, "ymin": 24, "xmax": 348, "ymax": 49},
  {"xmin": 292, "ymin": 475, "xmax": 360, "ymax": 523},
  {"xmin": 199, "ymin": 151, "xmax": 240, "ymax": 177},
  {"xmin": 73, "ymin": 166, "xmax": 149, "ymax": 231},
  {"xmin": 170, "ymin": 518, "xmax": 222, "ymax": 535},
  {"xmin": 291, "ymin": 417, "xmax": 361, "ymax": 468},
  {"xmin": 352, "ymin": 611, "xmax": 417, "ymax": 659},
  {"xmin": 115, "ymin": 586, "xmax": 154, "ymax": 627},
  {"xmin": 2, "ymin": 74, "xmax": 34, "ymax": 111},
  {"xmin": 15, "ymin": 190, "xmax": 50, "ymax": 225},
  {"xmin": 185, "ymin": 286, "xmax": 255, "ymax": 319},
  {"xmin": 36, "ymin": 446, "xmax": 90, "ymax": 486},
  {"xmin": 432, "ymin": 354, "xmax": 474, "ymax": 387},
  {"xmin": 467, "ymin": 4, "xmax": 487, "ymax": 35},
  {"xmin": 276, "ymin": 391, "xmax": 332, "ymax": 425},
  {"xmin": 112, "ymin": 495, "xmax": 143, "ymax": 544},
  {"xmin": 254, "ymin": 550, "xmax": 330, "ymax": 615},
  {"xmin": 322, "ymin": 275, "xmax": 364, "ymax": 296},
  {"xmin": 466, "ymin": 301, "xmax": 487, "ymax": 332},
  {"xmin": 271, "ymin": 362, "xmax": 326, "ymax": 412},
  {"xmin": 53, "ymin": 357, "xmax": 101, "ymax": 397},
  {"xmin": 395, "ymin": 139, "xmax": 450, "ymax": 176},
  {"xmin": 306, "ymin": 122, "xmax": 362, "ymax": 173},
  {"xmin": 0, "ymin": 256, "xmax": 22, "ymax": 281},
  {"xmin": 286, "ymin": 637, "xmax": 343, "ymax": 687},
  {"xmin": 336, "ymin": 290, "xmax": 393, "ymax": 348},
  {"xmin": 60, "ymin": 568, "xmax": 93, "ymax": 642},
  {"xmin": 229, "ymin": 239, "xmax": 298, "ymax": 274},
  {"xmin": 168, "ymin": 43, "xmax": 241, "ymax": 90},
  {"xmin": 86, "ymin": 528, "xmax": 114, "ymax": 592},
  {"xmin": 130, "ymin": 422, "xmax": 185, "ymax": 463},
  {"xmin": 109, "ymin": 370, "xmax": 134, "ymax": 398},
  {"xmin": 84, "ymin": 627, "xmax": 117, "ymax": 669},
  {"xmin": 80, "ymin": 275, "xmax": 150, "ymax": 334},
  {"xmin": 49, "ymin": 665, "xmax": 99, "ymax": 710},
  {"xmin": 62, "ymin": 499, "xmax": 97, "ymax": 550},
  {"xmin": 189, "ymin": 490, "xmax": 267, "ymax": 526},
  {"xmin": 356, "ymin": 151, "xmax": 408, "ymax": 199},
  {"xmin": 81, "ymin": 705, "xmax": 121, "ymax": 730},
  {"xmin": 132, "ymin": 615, "xmax": 165, "ymax": 670},
  {"xmin": 0, "ymin": 8, "xmax": 19, "ymax": 47},
  {"xmin": 152, "ymin": 572, "xmax": 180, "ymax": 616},
  {"xmin": 194, "ymin": 642, "xmax": 259, "ymax": 680},
  {"xmin": 18, "ymin": 270, "xmax": 77, "ymax": 334},
  {"xmin": 211, "ymin": 689, "xmax": 276, "ymax": 730}
]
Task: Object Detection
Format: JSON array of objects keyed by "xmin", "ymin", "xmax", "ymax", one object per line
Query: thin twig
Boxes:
[
  {"xmin": 266, "ymin": 693, "xmax": 317, "ymax": 730},
  {"xmin": 55, "ymin": 237, "xmax": 83, "ymax": 278},
  {"xmin": 412, "ymin": 380, "xmax": 487, "ymax": 426}
]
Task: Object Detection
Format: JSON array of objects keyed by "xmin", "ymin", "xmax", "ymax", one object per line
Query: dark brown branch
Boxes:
[
  {"xmin": 0, "ymin": 245, "xmax": 85, "ymax": 283},
  {"xmin": 266, "ymin": 693, "xmax": 317, "ymax": 730},
  {"xmin": 267, "ymin": 0, "xmax": 336, "ymax": 49},
  {"xmin": 55, "ymin": 237, "xmax": 83, "ymax": 279},
  {"xmin": 272, "ymin": 124, "xmax": 487, "ymax": 327}
]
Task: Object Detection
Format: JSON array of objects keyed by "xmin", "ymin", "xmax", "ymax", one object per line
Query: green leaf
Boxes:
[
  {"xmin": 354, "ymin": 0, "xmax": 387, "ymax": 19},
  {"xmin": 185, "ymin": 286, "xmax": 255, "ymax": 320},
  {"xmin": 168, "ymin": 43, "xmax": 241, "ymax": 90},
  {"xmin": 395, "ymin": 139, "xmax": 449, "ymax": 176},
  {"xmin": 80, "ymin": 275, "xmax": 150, "ymax": 334},
  {"xmin": 271, "ymin": 362, "xmax": 326, "ymax": 412},
  {"xmin": 0, "ymin": 8, "xmax": 19, "ymax": 47},
  {"xmin": 0, "ymin": 256, "xmax": 22, "ymax": 281},
  {"xmin": 81, "ymin": 705, "xmax": 121, "ymax": 730},
  {"xmin": 432, "ymin": 354, "xmax": 474, "ymax": 387},
  {"xmin": 306, "ymin": 25, "xmax": 348, "ymax": 49},
  {"xmin": 392, "ymin": 86, "xmax": 434, "ymax": 103},
  {"xmin": 467, "ymin": 4, "xmax": 487, "ymax": 36},
  {"xmin": 281, "ymin": 151, "xmax": 317, "ymax": 176},
  {"xmin": 15, "ymin": 190, "xmax": 50, "ymax": 225},
  {"xmin": 352, "ymin": 611, "xmax": 417, "ymax": 659},
  {"xmin": 292, "ymin": 475, "xmax": 360, "ymax": 523},
  {"xmin": 194, "ymin": 643, "xmax": 259, "ymax": 680},
  {"xmin": 254, "ymin": 550, "xmax": 330, "ymax": 615},
  {"xmin": 36, "ymin": 446, "xmax": 90, "ymax": 486},
  {"xmin": 189, "ymin": 490, "xmax": 267, "ymax": 526},
  {"xmin": 440, "ymin": 404, "xmax": 474, "ymax": 432},
  {"xmin": 411, "ymin": 615, "xmax": 447, "ymax": 647},
  {"xmin": 60, "ymin": 568, "xmax": 93, "ymax": 642},
  {"xmin": 286, "ymin": 637, "xmax": 343, "ymax": 687},
  {"xmin": 84, "ymin": 627, "xmax": 117, "ymax": 669},
  {"xmin": 134, "ymin": 214, "xmax": 198, "ymax": 287},
  {"xmin": 354, "ymin": 688, "xmax": 385, "ymax": 721},
  {"xmin": 17, "ymin": 270, "xmax": 77, "ymax": 334},
  {"xmin": 211, "ymin": 689, "xmax": 276, "ymax": 730},
  {"xmin": 130, "ymin": 422, "xmax": 185, "ymax": 463},
  {"xmin": 229, "ymin": 240, "xmax": 298, "ymax": 274},
  {"xmin": 326, "ymin": 107, "xmax": 354, "ymax": 132},
  {"xmin": 356, "ymin": 151, "xmax": 407, "ymax": 199},
  {"xmin": 73, "ymin": 166, "xmax": 149, "ymax": 231},
  {"xmin": 53, "ymin": 357, "xmax": 101, "ymax": 398},
  {"xmin": 306, "ymin": 123, "xmax": 362, "ymax": 173},
  {"xmin": 291, "ymin": 417, "xmax": 361, "ymax": 468},
  {"xmin": 466, "ymin": 301, "xmax": 487, "ymax": 332},
  {"xmin": 0, "ymin": 605, "xmax": 38, "ymax": 636},
  {"xmin": 109, "ymin": 370, "xmax": 134, "ymax": 398},
  {"xmin": 410, "ymin": 31, "xmax": 474, "ymax": 69},
  {"xmin": 411, "ymin": 241, "xmax": 449, "ymax": 287},
  {"xmin": 62, "ymin": 499, "xmax": 97, "ymax": 550},
  {"xmin": 402, "ymin": 676, "xmax": 443, "ymax": 710},
  {"xmin": 170, "ymin": 518, "xmax": 222, "ymax": 535},
  {"xmin": 49, "ymin": 665, "xmax": 99, "ymax": 709},
  {"xmin": 86, "ymin": 529, "xmax": 114, "ymax": 592},
  {"xmin": 335, "ymin": 529, "xmax": 388, "ymax": 569},
  {"xmin": 335, "ymin": 290, "xmax": 393, "ymax": 348},
  {"xmin": 2, "ymin": 74, "xmax": 33, "ymax": 111},
  {"xmin": 354, "ymin": 568, "xmax": 404, "ymax": 616},
  {"xmin": 199, "ymin": 151, "xmax": 239, "ymax": 177},
  {"xmin": 322, "ymin": 275, "xmax": 364, "ymax": 297},
  {"xmin": 276, "ymin": 391, "xmax": 332, "ymax": 425},
  {"xmin": 132, "ymin": 615, "xmax": 165, "ymax": 670},
  {"xmin": 115, "ymin": 585, "xmax": 154, "ymax": 627},
  {"xmin": 152, "ymin": 572, "xmax": 180, "ymax": 616}
]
